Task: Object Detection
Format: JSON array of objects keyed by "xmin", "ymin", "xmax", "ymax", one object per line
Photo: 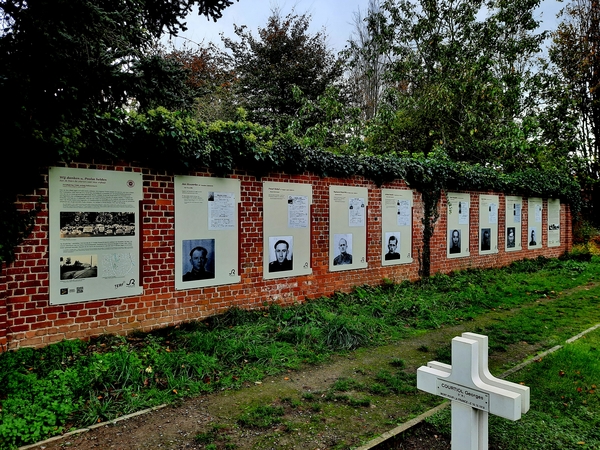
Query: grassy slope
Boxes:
[{"xmin": 1, "ymin": 255, "xmax": 599, "ymax": 449}]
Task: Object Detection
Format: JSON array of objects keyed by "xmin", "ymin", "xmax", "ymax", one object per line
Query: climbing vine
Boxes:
[{"xmin": 1, "ymin": 108, "xmax": 582, "ymax": 276}]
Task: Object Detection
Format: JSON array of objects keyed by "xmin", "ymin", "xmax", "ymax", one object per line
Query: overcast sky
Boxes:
[{"xmin": 165, "ymin": 0, "xmax": 565, "ymax": 52}]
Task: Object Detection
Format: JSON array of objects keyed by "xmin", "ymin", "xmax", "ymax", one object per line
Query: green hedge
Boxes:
[{"xmin": 1, "ymin": 107, "xmax": 581, "ymax": 272}]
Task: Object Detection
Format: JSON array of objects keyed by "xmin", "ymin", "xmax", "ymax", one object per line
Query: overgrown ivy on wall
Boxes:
[{"xmin": 1, "ymin": 107, "xmax": 582, "ymax": 276}]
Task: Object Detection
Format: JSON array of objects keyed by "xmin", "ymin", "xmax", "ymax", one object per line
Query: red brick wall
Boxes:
[
  {"xmin": 429, "ymin": 191, "xmax": 573, "ymax": 274},
  {"xmin": 0, "ymin": 163, "xmax": 573, "ymax": 351}
]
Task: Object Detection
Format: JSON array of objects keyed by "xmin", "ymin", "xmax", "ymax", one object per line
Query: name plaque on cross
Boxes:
[{"xmin": 437, "ymin": 380, "xmax": 489, "ymax": 412}]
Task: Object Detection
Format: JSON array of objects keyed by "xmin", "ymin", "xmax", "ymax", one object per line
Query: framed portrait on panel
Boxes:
[
  {"xmin": 329, "ymin": 186, "xmax": 368, "ymax": 271},
  {"xmin": 505, "ymin": 196, "xmax": 522, "ymax": 251},
  {"xmin": 263, "ymin": 182, "xmax": 312, "ymax": 280},
  {"xmin": 333, "ymin": 233, "xmax": 353, "ymax": 266},
  {"xmin": 480, "ymin": 228, "xmax": 491, "ymax": 251},
  {"xmin": 506, "ymin": 227, "xmax": 517, "ymax": 249},
  {"xmin": 528, "ymin": 226, "xmax": 539, "ymax": 247},
  {"xmin": 384, "ymin": 232, "xmax": 401, "ymax": 261},
  {"xmin": 267, "ymin": 236, "xmax": 294, "ymax": 273},
  {"xmin": 182, "ymin": 239, "xmax": 216, "ymax": 282},
  {"xmin": 527, "ymin": 197, "xmax": 543, "ymax": 250},
  {"xmin": 447, "ymin": 192, "xmax": 470, "ymax": 258},
  {"xmin": 175, "ymin": 176, "xmax": 241, "ymax": 290},
  {"xmin": 381, "ymin": 189, "xmax": 413, "ymax": 266}
]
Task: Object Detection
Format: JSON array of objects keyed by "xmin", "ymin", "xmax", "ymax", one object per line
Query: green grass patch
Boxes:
[
  {"xmin": 238, "ymin": 405, "xmax": 285, "ymax": 428},
  {"xmin": 194, "ymin": 424, "xmax": 235, "ymax": 448},
  {"xmin": 0, "ymin": 256, "xmax": 599, "ymax": 448}
]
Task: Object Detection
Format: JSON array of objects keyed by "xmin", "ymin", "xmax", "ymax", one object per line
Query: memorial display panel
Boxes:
[
  {"xmin": 547, "ymin": 199, "xmax": 561, "ymax": 247},
  {"xmin": 175, "ymin": 176, "xmax": 241, "ymax": 290},
  {"xmin": 527, "ymin": 197, "xmax": 543, "ymax": 250},
  {"xmin": 447, "ymin": 192, "xmax": 470, "ymax": 258},
  {"xmin": 381, "ymin": 189, "xmax": 413, "ymax": 266},
  {"xmin": 329, "ymin": 185, "xmax": 368, "ymax": 271},
  {"xmin": 49, "ymin": 167, "xmax": 143, "ymax": 304},
  {"xmin": 262, "ymin": 182, "xmax": 313, "ymax": 279},
  {"xmin": 505, "ymin": 195, "xmax": 523, "ymax": 252},
  {"xmin": 479, "ymin": 194, "xmax": 499, "ymax": 255}
]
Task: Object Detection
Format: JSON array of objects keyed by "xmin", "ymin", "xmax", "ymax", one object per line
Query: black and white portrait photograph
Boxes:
[
  {"xmin": 528, "ymin": 227, "xmax": 538, "ymax": 247},
  {"xmin": 333, "ymin": 233, "xmax": 353, "ymax": 265},
  {"xmin": 480, "ymin": 228, "xmax": 491, "ymax": 251},
  {"xmin": 182, "ymin": 239, "xmax": 215, "ymax": 281},
  {"xmin": 506, "ymin": 227, "xmax": 516, "ymax": 248},
  {"xmin": 268, "ymin": 236, "xmax": 293, "ymax": 272},
  {"xmin": 384, "ymin": 232, "xmax": 401, "ymax": 261},
  {"xmin": 449, "ymin": 229, "xmax": 461, "ymax": 254}
]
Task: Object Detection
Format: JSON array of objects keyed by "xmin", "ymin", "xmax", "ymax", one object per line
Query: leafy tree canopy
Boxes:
[
  {"xmin": 546, "ymin": 0, "xmax": 599, "ymax": 179},
  {"xmin": 533, "ymin": 0, "xmax": 600, "ymax": 222},
  {"xmin": 164, "ymin": 43, "xmax": 241, "ymax": 122},
  {"xmin": 0, "ymin": 0, "xmax": 238, "ymax": 268},
  {"xmin": 362, "ymin": 0, "xmax": 548, "ymax": 169},
  {"xmin": 0, "ymin": 0, "xmax": 237, "ymax": 193},
  {"xmin": 222, "ymin": 9, "xmax": 343, "ymax": 132}
]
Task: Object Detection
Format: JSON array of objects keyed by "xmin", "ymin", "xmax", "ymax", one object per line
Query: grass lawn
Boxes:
[{"xmin": 1, "ymin": 254, "xmax": 599, "ymax": 449}]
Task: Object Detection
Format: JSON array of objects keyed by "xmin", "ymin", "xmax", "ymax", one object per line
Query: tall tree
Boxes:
[
  {"xmin": 545, "ymin": 0, "xmax": 600, "ymax": 221},
  {"xmin": 0, "ymin": 0, "xmax": 239, "ymax": 190},
  {"xmin": 0, "ymin": 0, "xmax": 238, "ymax": 268},
  {"xmin": 222, "ymin": 9, "xmax": 343, "ymax": 131},
  {"xmin": 165, "ymin": 43, "xmax": 240, "ymax": 122},
  {"xmin": 364, "ymin": 0, "xmax": 547, "ymax": 167},
  {"xmin": 344, "ymin": 0, "xmax": 389, "ymax": 121}
]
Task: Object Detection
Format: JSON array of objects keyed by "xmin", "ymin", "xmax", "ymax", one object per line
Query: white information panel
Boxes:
[
  {"xmin": 263, "ymin": 182, "xmax": 313, "ymax": 279},
  {"xmin": 505, "ymin": 196, "xmax": 522, "ymax": 252},
  {"xmin": 329, "ymin": 185, "xmax": 368, "ymax": 271},
  {"xmin": 175, "ymin": 176, "xmax": 241, "ymax": 290},
  {"xmin": 527, "ymin": 197, "xmax": 543, "ymax": 250},
  {"xmin": 49, "ymin": 167, "xmax": 143, "ymax": 304},
  {"xmin": 479, "ymin": 194, "xmax": 499, "ymax": 255},
  {"xmin": 547, "ymin": 199, "xmax": 561, "ymax": 247},
  {"xmin": 447, "ymin": 192, "xmax": 470, "ymax": 258},
  {"xmin": 381, "ymin": 189, "xmax": 413, "ymax": 266}
]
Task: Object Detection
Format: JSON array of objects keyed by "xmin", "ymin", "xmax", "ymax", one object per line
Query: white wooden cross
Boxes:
[{"xmin": 417, "ymin": 332, "xmax": 530, "ymax": 450}]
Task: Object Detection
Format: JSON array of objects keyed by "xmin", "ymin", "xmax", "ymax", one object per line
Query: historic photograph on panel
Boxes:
[
  {"xmin": 480, "ymin": 228, "xmax": 491, "ymax": 251},
  {"xmin": 528, "ymin": 227, "xmax": 538, "ymax": 247},
  {"xmin": 397, "ymin": 200, "xmax": 411, "ymax": 226},
  {"xmin": 384, "ymin": 232, "xmax": 401, "ymax": 261},
  {"xmin": 60, "ymin": 212, "xmax": 136, "ymax": 238},
  {"xmin": 182, "ymin": 239, "xmax": 216, "ymax": 281},
  {"xmin": 458, "ymin": 202, "xmax": 469, "ymax": 224},
  {"xmin": 449, "ymin": 229, "xmax": 461, "ymax": 254},
  {"xmin": 506, "ymin": 227, "xmax": 516, "ymax": 248},
  {"xmin": 513, "ymin": 203, "xmax": 521, "ymax": 222},
  {"xmin": 268, "ymin": 236, "xmax": 294, "ymax": 272},
  {"xmin": 60, "ymin": 255, "xmax": 98, "ymax": 280},
  {"xmin": 333, "ymin": 233, "xmax": 353, "ymax": 265},
  {"xmin": 49, "ymin": 167, "xmax": 143, "ymax": 304}
]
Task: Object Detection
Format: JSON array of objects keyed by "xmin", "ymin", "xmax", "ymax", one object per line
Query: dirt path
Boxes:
[{"xmin": 26, "ymin": 286, "xmax": 598, "ymax": 450}]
